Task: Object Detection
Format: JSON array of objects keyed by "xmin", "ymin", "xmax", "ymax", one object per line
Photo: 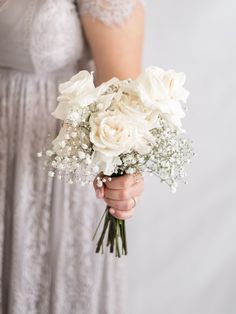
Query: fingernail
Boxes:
[{"xmin": 109, "ymin": 208, "xmax": 115, "ymax": 214}]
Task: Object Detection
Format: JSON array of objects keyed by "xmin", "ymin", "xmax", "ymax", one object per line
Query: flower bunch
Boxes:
[{"xmin": 39, "ymin": 66, "xmax": 193, "ymax": 257}]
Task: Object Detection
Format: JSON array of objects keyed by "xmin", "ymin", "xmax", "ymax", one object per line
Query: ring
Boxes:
[{"xmin": 131, "ymin": 197, "xmax": 136, "ymax": 208}]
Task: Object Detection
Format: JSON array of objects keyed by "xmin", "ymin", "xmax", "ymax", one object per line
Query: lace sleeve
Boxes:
[{"xmin": 78, "ymin": 0, "xmax": 145, "ymax": 26}]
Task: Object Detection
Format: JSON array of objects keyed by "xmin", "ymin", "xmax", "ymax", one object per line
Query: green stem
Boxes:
[
  {"xmin": 92, "ymin": 207, "xmax": 108, "ymax": 241},
  {"xmin": 116, "ymin": 219, "xmax": 121, "ymax": 258},
  {"xmin": 95, "ymin": 213, "xmax": 110, "ymax": 254},
  {"xmin": 110, "ymin": 214, "xmax": 116, "ymax": 253},
  {"xmin": 122, "ymin": 220, "xmax": 127, "ymax": 255},
  {"xmin": 119, "ymin": 221, "xmax": 125, "ymax": 255}
]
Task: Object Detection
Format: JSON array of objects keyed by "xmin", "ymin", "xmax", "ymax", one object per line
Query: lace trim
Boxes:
[{"xmin": 79, "ymin": 0, "xmax": 144, "ymax": 26}]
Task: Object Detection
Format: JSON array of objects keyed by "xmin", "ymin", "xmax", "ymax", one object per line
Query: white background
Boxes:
[{"xmin": 126, "ymin": 1, "xmax": 236, "ymax": 313}]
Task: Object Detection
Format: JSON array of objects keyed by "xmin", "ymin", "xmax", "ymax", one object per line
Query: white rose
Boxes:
[
  {"xmin": 51, "ymin": 70, "xmax": 97, "ymax": 121},
  {"xmin": 132, "ymin": 128, "xmax": 155, "ymax": 155},
  {"xmin": 115, "ymin": 93, "xmax": 149, "ymax": 119},
  {"xmin": 136, "ymin": 66, "xmax": 189, "ymax": 131},
  {"xmin": 90, "ymin": 151, "xmax": 115, "ymax": 176},
  {"xmin": 154, "ymin": 99, "xmax": 186, "ymax": 130},
  {"xmin": 89, "ymin": 110, "xmax": 154, "ymax": 175},
  {"xmin": 96, "ymin": 77, "xmax": 120, "ymax": 95},
  {"xmin": 114, "ymin": 83, "xmax": 161, "ymax": 130},
  {"xmin": 94, "ymin": 77, "xmax": 122, "ymax": 111},
  {"xmin": 89, "ymin": 110, "xmax": 134, "ymax": 157},
  {"xmin": 89, "ymin": 110, "xmax": 135, "ymax": 175},
  {"xmin": 137, "ymin": 66, "xmax": 189, "ymax": 104},
  {"xmin": 163, "ymin": 70, "xmax": 189, "ymax": 102}
]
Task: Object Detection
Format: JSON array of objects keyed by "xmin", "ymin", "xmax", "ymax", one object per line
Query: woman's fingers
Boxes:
[
  {"xmin": 93, "ymin": 173, "xmax": 144, "ymax": 220},
  {"xmin": 104, "ymin": 179, "xmax": 144, "ymax": 201},
  {"xmin": 93, "ymin": 173, "xmax": 143, "ymax": 199},
  {"xmin": 104, "ymin": 197, "xmax": 137, "ymax": 211},
  {"xmin": 108, "ymin": 207, "xmax": 135, "ymax": 220}
]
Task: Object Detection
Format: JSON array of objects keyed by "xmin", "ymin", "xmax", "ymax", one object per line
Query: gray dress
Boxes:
[{"xmin": 0, "ymin": 1, "xmax": 142, "ymax": 313}]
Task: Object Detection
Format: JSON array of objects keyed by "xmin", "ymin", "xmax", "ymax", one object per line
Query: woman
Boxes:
[{"xmin": 0, "ymin": 0, "xmax": 145, "ymax": 313}]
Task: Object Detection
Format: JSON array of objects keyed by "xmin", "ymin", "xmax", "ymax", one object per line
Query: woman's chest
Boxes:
[{"xmin": 0, "ymin": 0, "xmax": 84, "ymax": 73}]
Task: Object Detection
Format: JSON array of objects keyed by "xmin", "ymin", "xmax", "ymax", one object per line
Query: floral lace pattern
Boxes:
[
  {"xmin": 0, "ymin": 68, "xmax": 126, "ymax": 314},
  {"xmin": 30, "ymin": 0, "xmax": 83, "ymax": 73},
  {"xmin": 79, "ymin": 0, "xmax": 144, "ymax": 25}
]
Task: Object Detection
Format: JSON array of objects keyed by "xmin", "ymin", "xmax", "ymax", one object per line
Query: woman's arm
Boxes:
[
  {"xmin": 81, "ymin": 3, "xmax": 145, "ymax": 219},
  {"xmin": 80, "ymin": 3, "xmax": 145, "ymax": 84}
]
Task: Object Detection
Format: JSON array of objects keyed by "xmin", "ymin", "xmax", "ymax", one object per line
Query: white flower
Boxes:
[
  {"xmin": 113, "ymin": 79, "xmax": 162, "ymax": 130},
  {"xmin": 136, "ymin": 66, "xmax": 189, "ymax": 131},
  {"xmin": 52, "ymin": 73, "xmax": 122, "ymax": 122},
  {"xmin": 115, "ymin": 93, "xmax": 149, "ymax": 119},
  {"xmin": 155, "ymin": 99, "xmax": 186, "ymax": 131},
  {"xmin": 90, "ymin": 151, "xmax": 115, "ymax": 176},
  {"xmin": 145, "ymin": 110, "xmax": 161, "ymax": 129},
  {"xmin": 51, "ymin": 124, "xmax": 68, "ymax": 154},
  {"xmin": 89, "ymin": 110, "xmax": 137, "ymax": 175},
  {"xmin": 126, "ymin": 167, "xmax": 136, "ymax": 174},
  {"xmin": 89, "ymin": 110, "xmax": 155, "ymax": 175},
  {"xmin": 51, "ymin": 71, "xmax": 97, "ymax": 121},
  {"xmin": 66, "ymin": 111, "xmax": 82, "ymax": 124},
  {"xmin": 46, "ymin": 149, "xmax": 54, "ymax": 157},
  {"xmin": 114, "ymin": 93, "xmax": 160, "ymax": 130},
  {"xmin": 78, "ymin": 151, "xmax": 85, "ymax": 159},
  {"xmin": 96, "ymin": 77, "xmax": 120, "ymax": 94},
  {"xmin": 94, "ymin": 77, "xmax": 122, "ymax": 111},
  {"xmin": 132, "ymin": 128, "xmax": 154, "ymax": 155},
  {"xmin": 90, "ymin": 110, "xmax": 134, "ymax": 157},
  {"xmin": 137, "ymin": 66, "xmax": 189, "ymax": 103}
]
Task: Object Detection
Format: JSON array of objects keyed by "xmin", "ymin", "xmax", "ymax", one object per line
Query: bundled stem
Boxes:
[{"xmin": 93, "ymin": 206, "xmax": 127, "ymax": 257}]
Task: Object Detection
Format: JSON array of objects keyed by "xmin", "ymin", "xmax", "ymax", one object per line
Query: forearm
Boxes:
[{"xmin": 80, "ymin": 3, "xmax": 145, "ymax": 85}]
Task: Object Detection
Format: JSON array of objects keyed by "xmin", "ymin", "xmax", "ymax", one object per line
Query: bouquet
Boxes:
[{"xmin": 39, "ymin": 66, "xmax": 193, "ymax": 257}]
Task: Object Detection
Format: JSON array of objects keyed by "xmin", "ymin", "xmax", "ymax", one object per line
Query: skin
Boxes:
[{"xmin": 81, "ymin": 4, "xmax": 145, "ymax": 220}]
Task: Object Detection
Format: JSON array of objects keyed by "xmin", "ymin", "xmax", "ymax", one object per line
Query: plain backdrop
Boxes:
[{"xmin": 126, "ymin": 1, "xmax": 236, "ymax": 314}]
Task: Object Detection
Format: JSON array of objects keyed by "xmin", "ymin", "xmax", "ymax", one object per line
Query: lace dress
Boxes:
[{"xmin": 0, "ymin": 1, "xmax": 143, "ymax": 313}]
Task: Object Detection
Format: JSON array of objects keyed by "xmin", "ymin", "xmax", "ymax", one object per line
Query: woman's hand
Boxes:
[{"xmin": 93, "ymin": 174, "xmax": 144, "ymax": 220}]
